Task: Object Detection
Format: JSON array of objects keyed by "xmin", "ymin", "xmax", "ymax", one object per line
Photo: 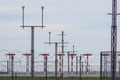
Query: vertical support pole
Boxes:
[
  {"xmin": 7, "ymin": 60, "xmax": 8, "ymax": 73},
  {"xmin": 68, "ymin": 52, "xmax": 70, "ymax": 73},
  {"xmin": 11, "ymin": 56, "xmax": 14, "ymax": 80},
  {"xmin": 100, "ymin": 52, "xmax": 102, "ymax": 80},
  {"xmin": 59, "ymin": 55, "xmax": 62, "ymax": 75},
  {"xmin": 104, "ymin": 55, "xmax": 107, "ymax": 79},
  {"xmin": 81, "ymin": 62, "xmax": 84, "ymax": 74},
  {"xmin": 71, "ymin": 56, "xmax": 73, "ymax": 75},
  {"xmin": 49, "ymin": 32, "xmax": 51, "ymax": 46},
  {"xmin": 61, "ymin": 31, "xmax": 64, "ymax": 77},
  {"xmin": 22, "ymin": 6, "xmax": 25, "ymax": 28},
  {"xmin": 103, "ymin": 55, "xmax": 105, "ymax": 78},
  {"xmin": 119, "ymin": 62, "xmax": 120, "ymax": 74},
  {"xmin": 68, "ymin": 52, "xmax": 70, "ymax": 80},
  {"xmin": 44, "ymin": 56, "xmax": 46, "ymax": 73},
  {"xmin": 86, "ymin": 55, "xmax": 88, "ymax": 74},
  {"xmin": 73, "ymin": 45, "xmax": 75, "ymax": 54},
  {"xmin": 45, "ymin": 56, "xmax": 47, "ymax": 80},
  {"xmin": 26, "ymin": 56, "xmax": 30, "ymax": 73},
  {"xmin": 41, "ymin": 6, "xmax": 44, "ymax": 28},
  {"xmin": 55, "ymin": 43, "xmax": 58, "ymax": 80},
  {"xmin": 31, "ymin": 27, "xmax": 34, "ymax": 80},
  {"xmin": 9, "ymin": 56, "xmax": 11, "ymax": 73},
  {"xmin": 79, "ymin": 56, "xmax": 82, "ymax": 80},
  {"xmin": 76, "ymin": 56, "xmax": 78, "ymax": 74},
  {"xmin": 111, "ymin": 0, "xmax": 117, "ymax": 80}
]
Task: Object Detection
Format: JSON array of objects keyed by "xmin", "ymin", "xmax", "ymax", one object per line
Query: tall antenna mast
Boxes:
[
  {"xmin": 109, "ymin": 0, "xmax": 119, "ymax": 79},
  {"xmin": 58, "ymin": 31, "xmax": 67, "ymax": 77},
  {"xmin": 21, "ymin": 6, "xmax": 45, "ymax": 80}
]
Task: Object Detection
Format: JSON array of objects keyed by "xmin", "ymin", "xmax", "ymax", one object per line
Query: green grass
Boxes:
[{"xmin": 0, "ymin": 77, "xmax": 100, "ymax": 80}]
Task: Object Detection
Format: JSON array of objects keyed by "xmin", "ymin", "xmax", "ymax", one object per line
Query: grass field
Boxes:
[{"xmin": 0, "ymin": 77, "xmax": 100, "ymax": 80}]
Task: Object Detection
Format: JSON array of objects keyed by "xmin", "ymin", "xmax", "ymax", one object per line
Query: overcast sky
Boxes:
[{"xmin": 0, "ymin": 0, "xmax": 120, "ymax": 62}]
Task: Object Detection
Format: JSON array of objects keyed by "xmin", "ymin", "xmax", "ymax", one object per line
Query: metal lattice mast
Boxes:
[{"xmin": 111, "ymin": 0, "xmax": 118, "ymax": 80}]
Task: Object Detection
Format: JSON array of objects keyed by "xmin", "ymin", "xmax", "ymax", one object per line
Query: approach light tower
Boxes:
[
  {"xmin": 68, "ymin": 53, "xmax": 76, "ymax": 75},
  {"xmin": 23, "ymin": 53, "xmax": 31, "ymax": 73},
  {"xmin": 83, "ymin": 53, "xmax": 92, "ymax": 74},
  {"xmin": 21, "ymin": 6, "xmax": 45, "ymax": 80},
  {"xmin": 108, "ymin": 0, "xmax": 119, "ymax": 80},
  {"xmin": 6, "ymin": 53, "xmax": 15, "ymax": 73},
  {"xmin": 40, "ymin": 53, "xmax": 50, "ymax": 74},
  {"xmin": 57, "ymin": 53, "xmax": 64, "ymax": 76}
]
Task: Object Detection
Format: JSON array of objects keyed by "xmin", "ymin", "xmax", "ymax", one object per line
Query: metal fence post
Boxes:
[
  {"xmin": 100, "ymin": 52, "xmax": 102, "ymax": 80},
  {"xmin": 79, "ymin": 56, "xmax": 82, "ymax": 80}
]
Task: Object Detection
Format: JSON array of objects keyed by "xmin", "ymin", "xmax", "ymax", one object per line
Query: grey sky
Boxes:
[{"xmin": 0, "ymin": 0, "xmax": 120, "ymax": 61}]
